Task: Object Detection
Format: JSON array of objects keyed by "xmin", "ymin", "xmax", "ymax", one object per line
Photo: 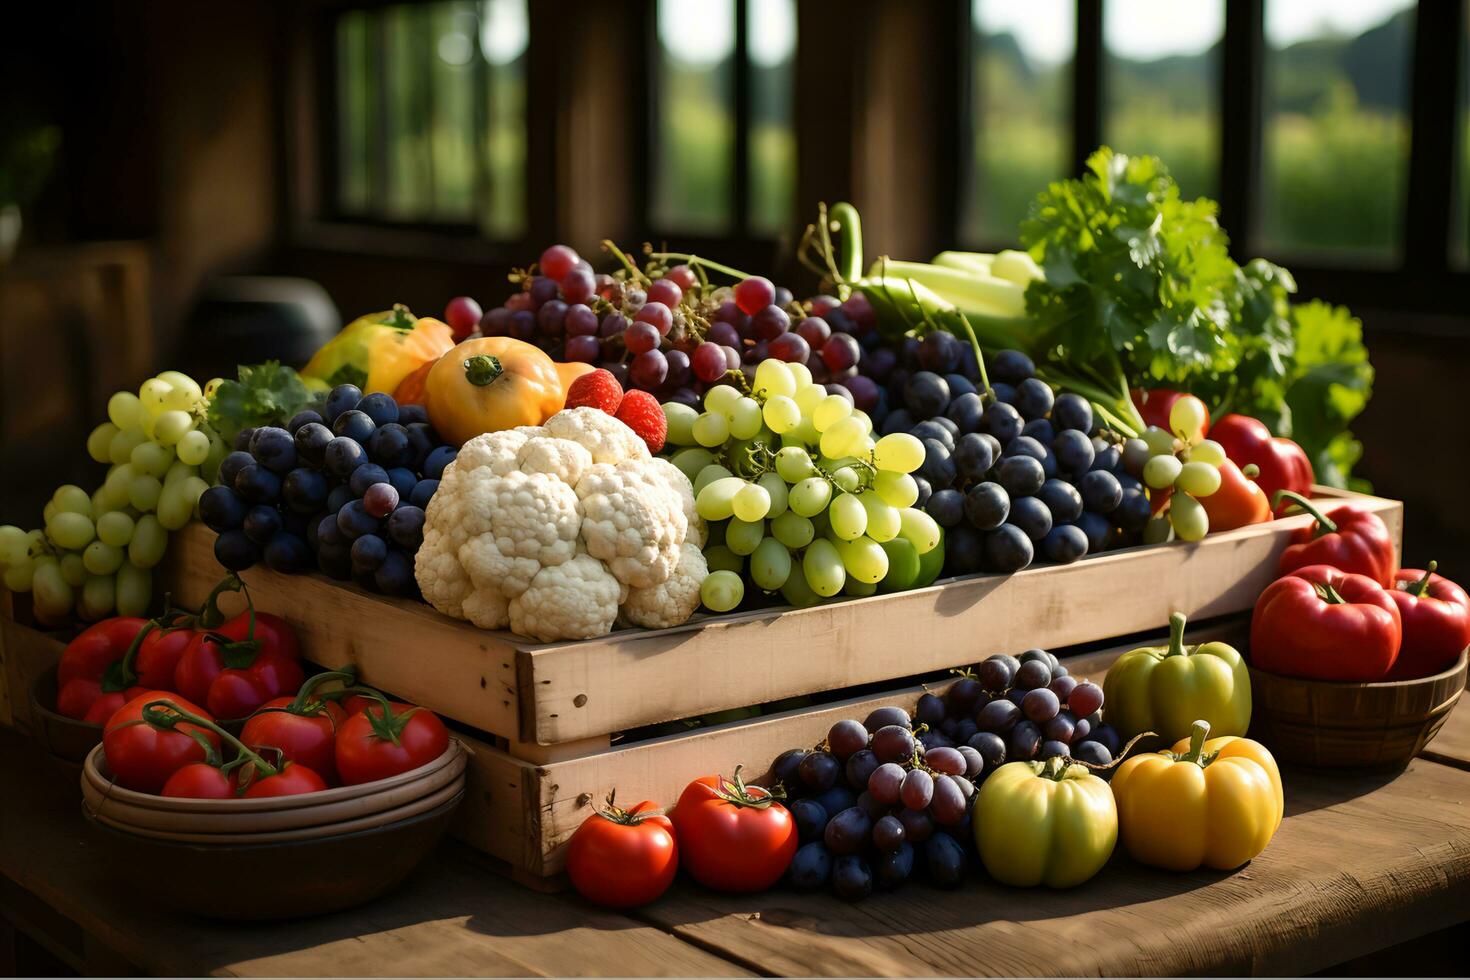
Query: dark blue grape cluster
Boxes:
[
  {"xmin": 198, "ymin": 384, "xmax": 451, "ymax": 596},
  {"xmin": 770, "ymin": 647, "xmax": 1118, "ymax": 900},
  {"xmin": 877, "ymin": 346, "xmax": 1152, "ymax": 575}
]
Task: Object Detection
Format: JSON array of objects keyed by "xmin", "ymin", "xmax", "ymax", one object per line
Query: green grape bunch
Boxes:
[
  {"xmin": 0, "ymin": 370, "xmax": 226, "ymax": 625},
  {"xmin": 662, "ymin": 359, "xmax": 938, "ymax": 614},
  {"xmin": 1138, "ymin": 395, "xmax": 1226, "ymax": 544}
]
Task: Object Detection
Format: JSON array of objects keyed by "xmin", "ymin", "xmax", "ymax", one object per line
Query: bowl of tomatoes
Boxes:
[{"xmin": 76, "ymin": 684, "xmax": 466, "ymax": 918}]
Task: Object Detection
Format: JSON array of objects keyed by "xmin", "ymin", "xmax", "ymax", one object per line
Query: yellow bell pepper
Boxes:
[
  {"xmin": 1102, "ymin": 611, "xmax": 1252, "ymax": 743},
  {"xmin": 301, "ymin": 304, "xmax": 455, "ymax": 396},
  {"xmin": 974, "ymin": 758, "xmax": 1117, "ymax": 888},
  {"xmin": 1111, "ymin": 719, "xmax": 1282, "ymax": 871}
]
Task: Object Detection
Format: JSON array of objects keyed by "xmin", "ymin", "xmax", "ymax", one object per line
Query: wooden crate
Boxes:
[{"xmin": 159, "ymin": 486, "xmax": 1401, "ymax": 753}]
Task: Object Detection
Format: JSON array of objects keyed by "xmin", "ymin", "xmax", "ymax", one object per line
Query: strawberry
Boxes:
[
  {"xmin": 564, "ymin": 369, "xmax": 623, "ymax": 416},
  {"xmin": 614, "ymin": 391, "xmax": 667, "ymax": 454}
]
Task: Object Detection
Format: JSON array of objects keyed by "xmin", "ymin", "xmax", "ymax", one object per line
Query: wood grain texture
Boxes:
[
  {"xmin": 521, "ymin": 490, "xmax": 1402, "ymax": 744},
  {"xmin": 0, "ymin": 732, "xmax": 749, "ymax": 979},
  {"xmin": 1422, "ymin": 689, "xmax": 1470, "ymax": 770},
  {"xmin": 162, "ymin": 525, "xmax": 523, "ymax": 740},
  {"xmin": 518, "ymin": 623, "xmax": 1248, "ymax": 876},
  {"xmin": 631, "ymin": 760, "xmax": 1470, "ymax": 977},
  {"xmin": 1249, "ymin": 652, "xmax": 1467, "ymax": 769}
]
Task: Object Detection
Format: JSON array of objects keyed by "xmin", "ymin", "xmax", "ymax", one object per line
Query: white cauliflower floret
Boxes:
[
  {"xmin": 545, "ymin": 407, "xmax": 650, "ymax": 465},
  {"xmin": 648, "ymin": 457, "xmax": 705, "ymax": 549},
  {"xmin": 454, "ymin": 426, "xmax": 546, "ymax": 477},
  {"xmin": 516, "ymin": 436, "xmax": 592, "ymax": 486},
  {"xmin": 456, "ymin": 469, "xmax": 581, "ymax": 598},
  {"xmin": 622, "ymin": 543, "xmax": 707, "ymax": 629},
  {"xmin": 414, "ymin": 525, "xmax": 474, "ymax": 619},
  {"xmin": 509, "ymin": 554, "xmax": 626, "ymax": 642},
  {"xmin": 576, "ymin": 460, "xmax": 686, "ymax": 588},
  {"xmin": 417, "ymin": 409, "xmax": 705, "ymax": 640}
]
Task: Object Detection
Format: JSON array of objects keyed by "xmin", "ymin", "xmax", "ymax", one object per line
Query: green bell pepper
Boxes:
[
  {"xmin": 1102, "ymin": 611, "xmax": 1252, "ymax": 744},
  {"xmin": 974, "ymin": 757, "xmax": 1117, "ymax": 888}
]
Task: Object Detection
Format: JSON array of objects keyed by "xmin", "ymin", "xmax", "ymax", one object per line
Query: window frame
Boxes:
[{"xmin": 955, "ymin": 0, "xmax": 1470, "ymax": 319}]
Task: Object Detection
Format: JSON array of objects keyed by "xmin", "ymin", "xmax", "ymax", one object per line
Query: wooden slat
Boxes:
[
  {"xmin": 518, "ymin": 622, "xmax": 1247, "ymax": 876},
  {"xmin": 629, "ymin": 759, "xmax": 1470, "ymax": 977},
  {"xmin": 162, "ymin": 525, "xmax": 522, "ymax": 741},
  {"xmin": 521, "ymin": 489, "xmax": 1401, "ymax": 743},
  {"xmin": 1422, "ymin": 692, "xmax": 1470, "ymax": 771},
  {"xmin": 0, "ymin": 731, "xmax": 751, "ymax": 979}
]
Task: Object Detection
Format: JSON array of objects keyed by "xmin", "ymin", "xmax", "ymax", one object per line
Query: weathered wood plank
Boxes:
[
  {"xmin": 162, "ymin": 525, "xmax": 523, "ymax": 741},
  {"xmin": 0, "ymin": 732, "xmax": 750, "ymax": 979},
  {"xmin": 518, "ymin": 622, "xmax": 1247, "ymax": 876},
  {"xmin": 630, "ymin": 759, "xmax": 1470, "ymax": 977},
  {"xmin": 521, "ymin": 489, "xmax": 1401, "ymax": 744}
]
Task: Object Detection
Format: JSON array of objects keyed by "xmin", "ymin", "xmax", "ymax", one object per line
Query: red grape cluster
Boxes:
[{"xmin": 447, "ymin": 243, "xmax": 885, "ymax": 407}]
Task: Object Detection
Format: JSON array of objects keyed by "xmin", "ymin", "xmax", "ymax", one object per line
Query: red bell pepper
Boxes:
[
  {"xmin": 1386, "ymin": 562, "xmax": 1470, "ymax": 680},
  {"xmin": 1275, "ymin": 490, "xmax": 1396, "ymax": 587},
  {"xmin": 1199, "ymin": 460, "xmax": 1271, "ymax": 532},
  {"xmin": 1251, "ymin": 564, "xmax": 1402, "ymax": 681},
  {"xmin": 1132, "ymin": 389, "xmax": 1209, "ymax": 439},
  {"xmin": 172, "ymin": 575, "xmax": 304, "ymax": 720},
  {"xmin": 1208, "ymin": 414, "xmax": 1313, "ymax": 516},
  {"xmin": 55, "ymin": 617, "xmax": 149, "ymax": 721}
]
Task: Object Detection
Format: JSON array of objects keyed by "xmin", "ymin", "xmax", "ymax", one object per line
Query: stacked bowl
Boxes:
[{"xmin": 79, "ymin": 739, "xmax": 467, "ymax": 918}]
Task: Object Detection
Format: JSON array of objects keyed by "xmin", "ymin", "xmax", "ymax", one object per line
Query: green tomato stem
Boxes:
[
  {"xmin": 141, "ymin": 699, "xmax": 279, "ymax": 777},
  {"xmin": 463, "ymin": 354, "xmax": 504, "ymax": 388}
]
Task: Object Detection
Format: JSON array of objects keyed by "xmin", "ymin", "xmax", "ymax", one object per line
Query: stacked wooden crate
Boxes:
[{"xmin": 0, "ymin": 487, "xmax": 1403, "ymax": 885}]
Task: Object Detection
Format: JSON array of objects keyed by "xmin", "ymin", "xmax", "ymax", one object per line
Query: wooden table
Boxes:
[{"xmin": 3, "ymin": 701, "xmax": 1469, "ymax": 978}]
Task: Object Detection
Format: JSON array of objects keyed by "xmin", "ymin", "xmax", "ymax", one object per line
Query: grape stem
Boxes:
[
  {"xmin": 1062, "ymin": 730, "xmax": 1158, "ymax": 773},
  {"xmin": 601, "ymin": 240, "xmax": 652, "ymax": 286},
  {"xmin": 645, "ymin": 251, "xmax": 751, "ymax": 283}
]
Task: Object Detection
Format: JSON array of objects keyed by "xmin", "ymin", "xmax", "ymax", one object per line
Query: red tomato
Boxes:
[
  {"xmin": 568, "ymin": 796, "xmax": 678, "ymax": 908},
  {"xmin": 161, "ymin": 763, "xmax": 236, "ymax": 799},
  {"xmin": 80, "ymin": 685, "xmax": 148, "ymax": 726},
  {"xmin": 241, "ymin": 696, "xmax": 347, "ymax": 786},
  {"xmin": 670, "ymin": 768, "xmax": 797, "ymax": 892},
  {"xmin": 334, "ymin": 702, "xmax": 450, "ymax": 786},
  {"xmin": 240, "ymin": 762, "xmax": 328, "ymax": 798},
  {"xmin": 132, "ymin": 623, "xmax": 196, "ymax": 691},
  {"xmin": 206, "ymin": 650, "xmax": 305, "ymax": 720},
  {"xmin": 340, "ymin": 694, "xmax": 377, "ymax": 716},
  {"xmin": 216, "ymin": 610, "xmax": 300, "ymax": 662},
  {"xmin": 173, "ymin": 632, "xmax": 225, "ymax": 706},
  {"xmin": 103, "ymin": 692, "xmax": 221, "ymax": 794}
]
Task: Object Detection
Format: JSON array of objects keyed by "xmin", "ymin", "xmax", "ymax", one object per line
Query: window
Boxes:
[
  {"xmin": 1259, "ymin": 0, "xmax": 1416, "ymax": 257},
  {"xmin": 330, "ymin": 0, "xmax": 528, "ymax": 236},
  {"xmin": 1103, "ymin": 0, "xmax": 1224, "ymax": 198},
  {"xmin": 965, "ymin": 0, "xmax": 1074, "ymax": 244},
  {"xmin": 652, "ymin": 0, "xmax": 797, "ymax": 235}
]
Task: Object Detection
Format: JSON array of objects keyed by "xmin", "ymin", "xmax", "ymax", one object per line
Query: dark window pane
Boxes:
[
  {"xmin": 480, "ymin": 0, "xmax": 528, "ymax": 237},
  {"xmin": 1103, "ymin": 0, "xmax": 1223, "ymax": 198},
  {"xmin": 1260, "ymin": 0, "xmax": 1416, "ymax": 257},
  {"xmin": 1460, "ymin": 0, "xmax": 1470, "ymax": 266},
  {"xmin": 966, "ymin": 0, "xmax": 1074, "ymax": 243},
  {"xmin": 336, "ymin": 10, "xmax": 373, "ymax": 214},
  {"xmin": 747, "ymin": 0, "xmax": 796, "ymax": 236},
  {"xmin": 655, "ymin": 0, "xmax": 736, "ymax": 232},
  {"xmin": 329, "ymin": 1, "xmax": 526, "ymax": 235}
]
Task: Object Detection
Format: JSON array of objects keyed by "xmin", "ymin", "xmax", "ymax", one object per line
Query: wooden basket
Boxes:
[{"xmin": 1248, "ymin": 651, "xmax": 1468, "ymax": 769}]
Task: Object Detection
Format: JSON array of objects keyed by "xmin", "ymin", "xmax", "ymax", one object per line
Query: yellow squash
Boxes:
[
  {"xmin": 424, "ymin": 337, "xmax": 564, "ymax": 445},
  {"xmin": 301, "ymin": 304, "xmax": 455, "ymax": 395},
  {"xmin": 1111, "ymin": 719, "xmax": 1282, "ymax": 872}
]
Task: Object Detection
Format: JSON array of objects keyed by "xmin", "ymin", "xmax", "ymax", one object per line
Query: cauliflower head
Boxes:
[{"xmin": 415, "ymin": 409, "xmax": 706, "ymax": 640}]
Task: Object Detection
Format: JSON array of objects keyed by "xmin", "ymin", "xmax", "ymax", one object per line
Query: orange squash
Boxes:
[
  {"xmin": 424, "ymin": 337, "xmax": 564, "ymax": 445},
  {"xmin": 554, "ymin": 361, "xmax": 597, "ymax": 401},
  {"xmin": 393, "ymin": 359, "xmax": 436, "ymax": 407}
]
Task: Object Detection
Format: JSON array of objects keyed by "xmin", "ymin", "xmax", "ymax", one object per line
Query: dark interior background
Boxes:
[{"xmin": 1, "ymin": 0, "xmax": 1465, "ymax": 571}]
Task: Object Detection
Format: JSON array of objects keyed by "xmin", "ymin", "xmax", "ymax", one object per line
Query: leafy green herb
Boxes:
[
  {"xmin": 206, "ymin": 361, "xmax": 315, "ymax": 442},
  {"xmin": 1018, "ymin": 147, "xmax": 1372, "ymax": 485}
]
